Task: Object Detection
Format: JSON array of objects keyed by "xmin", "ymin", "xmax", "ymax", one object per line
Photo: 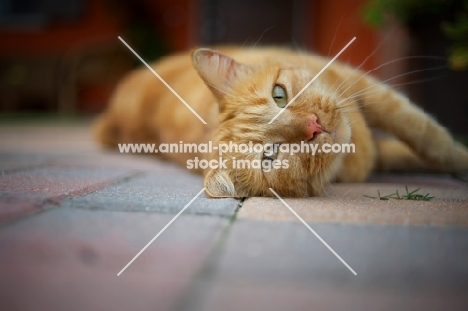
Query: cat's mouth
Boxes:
[{"xmin": 307, "ymin": 128, "xmax": 331, "ymax": 142}]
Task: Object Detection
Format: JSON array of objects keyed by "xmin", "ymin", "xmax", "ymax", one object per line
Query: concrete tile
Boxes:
[
  {"xmin": 368, "ymin": 173, "xmax": 468, "ymax": 189},
  {"xmin": 239, "ymin": 183, "xmax": 468, "ymax": 226},
  {"xmin": 63, "ymin": 173, "xmax": 239, "ymax": 217},
  {"xmin": 0, "ymin": 124, "xmax": 97, "ymax": 155},
  {"xmin": 0, "ymin": 165, "xmax": 137, "ymax": 225},
  {"xmin": 192, "ymin": 220, "xmax": 468, "ymax": 311},
  {"xmin": 0, "ymin": 207, "xmax": 229, "ymax": 311},
  {"xmin": 0, "ymin": 165, "xmax": 136, "ymax": 198},
  {"xmin": 0, "ymin": 123, "xmax": 177, "ymax": 170},
  {"xmin": 0, "ymin": 153, "xmax": 54, "ymax": 172},
  {"xmin": 49, "ymin": 152, "xmax": 176, "ymax": 171},
  {"xmin": 0, "ymin": 197, "xmax": 41, "ymax": 226},
  {"xmin": 198, "ymin": 281, "xmax": 465, "ymax": 311}
]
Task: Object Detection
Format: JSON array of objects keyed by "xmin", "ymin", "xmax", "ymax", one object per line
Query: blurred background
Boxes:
[{"xmin": 0, "ymin": 0, "xmax": 467, "ymax": 136}]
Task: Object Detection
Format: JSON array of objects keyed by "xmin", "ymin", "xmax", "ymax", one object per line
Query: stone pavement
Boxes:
[{"xmin": 0, "ymin": 118, "xmax": 467, "ymax": 311}]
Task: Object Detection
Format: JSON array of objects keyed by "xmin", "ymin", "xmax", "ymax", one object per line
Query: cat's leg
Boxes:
[
  {"xmin": 336, "ymin": 110, "xmax": 376, "ymax": 182},
  {"xmin": 376, "ymin": 139, "xmax": 428, "ymax": 172},
  {"xmin": 93, "ymin": 113, "xmax": 120, "ymax": 147},
  {"xmin": 93, "ymin": 105, "xmax": 151, "ymax": 147},
  {"xmin": 94, "ymin": 69, "xmax": 159, "ymax": 147},
  {"xmin": 350, "ymin": 77, "xmax": 468, "ymax": 172}
]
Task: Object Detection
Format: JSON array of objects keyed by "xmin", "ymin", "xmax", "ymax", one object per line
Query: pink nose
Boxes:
[{"xmin": 306, "ymin": 114, "xmax": 323, "ymax": 140}]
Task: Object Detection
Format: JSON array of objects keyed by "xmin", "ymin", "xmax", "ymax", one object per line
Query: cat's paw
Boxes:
[
  {"xmin": 424, "ymin": 142, "xmax": 468, "ymax": 173},
  {"xmin": 453, "ymin": 142, "xmax": 468, "ymax": 171},
  {"xmin": 204, "ymin": 169, "xmax": 236, "ymax": 198}
]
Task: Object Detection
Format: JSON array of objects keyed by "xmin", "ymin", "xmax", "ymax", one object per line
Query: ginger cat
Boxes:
[{"xmin": 94, "ymin": 46, "xmax": 468, "ymax": 197}]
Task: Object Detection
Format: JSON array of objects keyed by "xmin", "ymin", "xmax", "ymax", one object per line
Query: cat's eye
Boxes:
[
  {"xmin": 261, "ymin": 156, "xmax": 274, "ymax": 172},
  {"xmin": 272, "ymin": 85, "xmax": 287, "ymax": 108},
  {"xmin": 263, "ymin": 143, "xmax": 279, "ymax": 160}
]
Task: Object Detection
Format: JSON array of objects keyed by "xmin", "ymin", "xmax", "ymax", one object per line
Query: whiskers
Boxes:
[
  {"xmin": 335, "ymin": 55, "xmax": 446, "ymax": 99},
  {"xmin": 291, "ymin": 40, "xmax": 309, "ymax": 70},
  {"xmin": 334, "ymin": 58, "xmax": 447, "ymax": 114},
  {"xmin": 326, "ymin": 13, "xmax": 346, "ymax": 57},
  {"xmin": 329, "ymin": 27, "xmax": 397, "ymax": 95},
  {"xmin": 252, "ymin": 25, "xmax": 276, "ymax": 49}
]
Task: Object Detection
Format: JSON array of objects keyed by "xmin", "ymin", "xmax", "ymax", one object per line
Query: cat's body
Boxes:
[{"xmin": 94, "ymin": 46, "xmax": 468, "ymax": 197}]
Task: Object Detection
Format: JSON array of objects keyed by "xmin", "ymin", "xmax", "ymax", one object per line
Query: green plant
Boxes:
[
  {"xmin": 363, "ymin": 0, "xmax": 468, "ymax": 70},
  {"xmin": 442, "ymin": 10, "xmax": 468, "ymax": 69},
  {"xmin": 364, "ymin": 186, "xmax": 435, "ymax": 201}
]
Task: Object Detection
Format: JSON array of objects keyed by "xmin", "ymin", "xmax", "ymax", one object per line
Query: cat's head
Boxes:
[{"xmin": 192, "ymin": 48, "xmax": 351, "ymax": 197}]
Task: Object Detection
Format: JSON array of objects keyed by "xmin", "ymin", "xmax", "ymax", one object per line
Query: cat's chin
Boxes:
[
  {"xmin": 307, "ymin": 129, "xmax": 342, "ymax": 145},
  {"xmin": 307, "ymin": 133, "xmax": 328, "ymax": 144}
]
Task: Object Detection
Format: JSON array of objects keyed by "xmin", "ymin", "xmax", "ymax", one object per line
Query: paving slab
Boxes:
[
  {"xmin": 0, "ymin": 206, "xmax": 230, "ymax": 311},
  {"xmin": 368, "ymin": 173, "xmax": 468, "ymax": 188},
  {"xmin": 239, "ymin": 181, "xmax": 468, "ymax": 226},
  {"xmin": 188, "ymin": 220, "xmax": 468, "ymax": 311},
  {"xmin": 0, "ymin": 164, "xmax": 138, "ymax": 225},
  {"xmin": 48, "ymin": 152, "xmax": 175, "ymax": 171},
  {"xmin": 0, "ymin": 153, "xmax": 55, "ymax": 172},
  {"xmin": 0, "ymin": 121, "xmax": 97, "ymax": 155},
  {"xmin": 63, "ymin": 172, "xmax": 239, "ymax": 217},
  {"xmin": 2, "ymin": 120, "xmax": 468, "ymax": 311}
]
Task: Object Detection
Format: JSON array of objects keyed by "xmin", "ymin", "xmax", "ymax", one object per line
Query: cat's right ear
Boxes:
[
  {"xmin": 192, "ymin": 48, "xmax": 249, "ymax": 101},
  {"xmin": 204, "ymin": 169, "xmax": 237, "ymax": 198}
]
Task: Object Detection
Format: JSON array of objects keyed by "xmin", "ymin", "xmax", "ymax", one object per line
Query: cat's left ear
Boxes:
[{"xmin": 192, "ymin": 48, "xmax": 250, "ymax": 101}]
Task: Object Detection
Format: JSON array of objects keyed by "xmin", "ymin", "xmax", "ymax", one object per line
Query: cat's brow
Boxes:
[{"xmin": 268, "ymin": 37, "xmax": 356, "ymax": 124}]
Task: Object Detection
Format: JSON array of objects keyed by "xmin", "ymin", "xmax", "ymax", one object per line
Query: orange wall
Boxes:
[
  {"xmin": 310, "ymin": 0, "xmax": 379, "ymax": 72},
  {"xmin": 0, "ymin": 0, "xmax": 195, "ymax": 58},
  {"xmin": 0, "ymin": 0, "xmax": 123, "ymax": 57},
  {"xmin": 143, "ymin": 0, "xmax": 198, "ymax": 51},
  {"xmin": 0, "ymin": 0, "xmax": 376, "ymax": 60}
]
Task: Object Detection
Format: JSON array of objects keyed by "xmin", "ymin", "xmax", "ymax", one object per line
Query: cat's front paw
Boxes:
[
  {"xmin": 453, "ymin": 142, "xmax": 468, "ymax": 171},
  {"xmin": 426, "ymin": 142, "xmax": 468, "ymax": 172}
]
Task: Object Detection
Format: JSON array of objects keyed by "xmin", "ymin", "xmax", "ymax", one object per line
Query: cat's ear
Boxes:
[
  {"xmin": 204, "ymin": 169, "xmax": 236, "ymax": 197},
  {"xmin": 192, "ymin": 48, "xmax": 249, "ymax": 101}
]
